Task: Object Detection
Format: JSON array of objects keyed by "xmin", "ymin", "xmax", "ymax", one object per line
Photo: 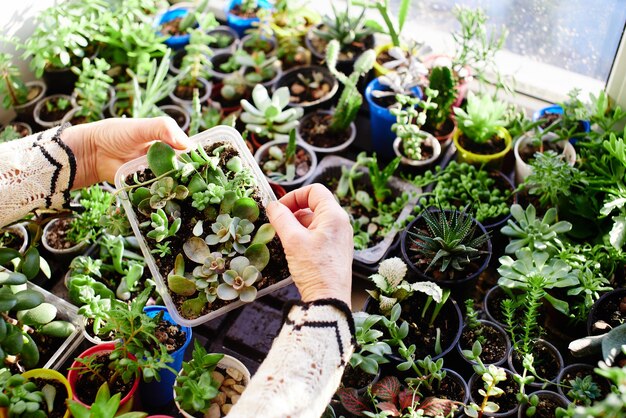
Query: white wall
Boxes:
[{"xmin": 0, "ymin": 0, "xmax": 63, "ymax": 124}]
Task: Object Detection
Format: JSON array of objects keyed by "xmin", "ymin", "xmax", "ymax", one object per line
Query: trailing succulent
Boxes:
[{"xmin": 124, "ymin": 140, "xmax": 280, "ymax": 317}]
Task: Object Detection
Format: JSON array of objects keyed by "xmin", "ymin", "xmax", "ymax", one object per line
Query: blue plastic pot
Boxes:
[
  {"xmin": 226, "ymin": 0, "xmax": 272, "ymax": 38},
  {"xmin": 365, "ymin": 77, "xmax": 422, "ymax": 161},
  {"xmin": 156, "ymin": 8, "xmax": 192, "ymax": 50},
  {"xmin": 532, "ymin": 104, "xmax": 590, "ymax": 144},
  {"xmin": 139, "ymin": 305, "xmax": 192, "ymax": 408}
]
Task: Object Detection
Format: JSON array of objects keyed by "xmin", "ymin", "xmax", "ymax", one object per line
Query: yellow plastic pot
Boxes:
[
  {"xmin": 453, "ymin": 126, "xmax": 512, "ymax": 171},
  {"xmin": 374, "ymin": 43, "xmax": 414, "ymax": 77},
  {"xmin": 22, "ymin": 369, "xmax": 72, "ymax": 418}
]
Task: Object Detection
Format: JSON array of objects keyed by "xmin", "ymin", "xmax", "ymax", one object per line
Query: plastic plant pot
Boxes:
[
  {"xmin": 226, "ymin": 0, "xmax": 272, "ymax": 38},
  {"xmin": 33, "ymin": 94, "xmax": 74, "ymax": 129},
  {"xmin": 373, "ymin": 43, "xmax": 395, "ymax": 77},
  {"xmin": 273, "ymin": 65, "xmax": 339, "ymax": 111},
  {"xmin": 456, "ymin": 319, "xmax": 511, "ymax": 368},
  {"xmin": 400, "ymin": 209, "xmax": 492, "ymax": 295},
  {"xmin": 296, "ymin": 110, "xmax": 356, "ymax": 155},
  {"xmin": 468, "ymin": 369, "xmax": 520, "ymax": 417},
  {"xmin": 587, "ymin": 287, "xmax": 626, "ymax": 336},
  {"xmin": 507, "ymin": 339, "xmax": 564, "ymax": 390},
  {"xmin": 305, "ymin": 25, "xmax": 375, "ymax": 75},
  {"xmin": 169, "ymin": 77, "xmax": 213, "ymax": 110},
  {"xmin": 2, "ymin": 121, "xmax": 33, "ymax": 139},
  {"xmin": 41, "ymin": 216, "xmax": 88, "ymax": 258},
  {"xmin": 159, "ymin": 104, "xmax": 191, "ymax": 132},
  {"xmin": 139, "ymin": 306, "xmax": 193, "ymax": 408},
  {"xmin": 532, "ymin": 104, "xmax": 591, "ymax": 144},
  {"xmin": 516, "ymin": 390, "xmax": 569, "ymax": 418},
  {"xmin": 207, "ymin": 25, "xmax": 240, "ymax": 55},
  {"xmin": 452, "ymin": 126, "xmax": 512, "ymax": 171},
  {"xmin": 365, "ymin": 77, "xmax": 422, "ymax": 161},
  {"xmin": 22, "ymin": 369, "xmax": 72, "ymax": 418},
  {"xmin": 173, "ymin": 353, "xmax": 251, "ymax": 418},
  {"xmin": 67, "ymin": 342, "xmax": 139, "ymax": 413},
  {"xmin": 156, "ymin": 7, "xmax": 192, "ymax": 50},
  {"xmin": 60, "ymin": 107, "xmax": 104, "ymax": 125},
  {"xmin": 13, "ymin": 80, "xmax": 46, "ymax": 125},
  {"xmin": 254, "ymin": 138, "xmax": 318, "ymax": 188},
  {"xmin": 114, "ymin": 126, "xmax": 293, "ymax": 327},
  {"xmin": 556, "ymin": 363, "xmax": 612, "ymax": 405},
  {"xmin": 0, "ymin": 222, "xmax": 29, "ymax": 254},
  {"xmin": 513, "ymin": 132, "xmax": 576, "ymax": 184},
  {"xmin": 422, "ymin": 54, "xmax": 472, "ymax": 108},
  {"xmin": 392, "ymin": 131, "xmax": 442, "ymax": 169}
]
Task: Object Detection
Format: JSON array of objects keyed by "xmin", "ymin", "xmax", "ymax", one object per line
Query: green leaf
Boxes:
[
  {"xmin": 20, "ymin": 247, "xmax": 40, "ymax": 280},
  {"xmin": 232, "ymin": 198, "xmax": 260, "ymax": 222},
  {"xmin": 245, "ymin": 244, "xmax": 270, "ymax": 271},
  {"xmin": 13, "ymin": 290, "xmax": 44, "ymax": 311},
  {"xmin": 398, "ymin": 0, "xmax": 412, "ymax": 32},
  {"xmin": 0, "ymin": 248, "xmax": 20, "ymax": 265},
  {"xmin": 147, "ymin": 142, "xmax": 177, "ymax": 177}
]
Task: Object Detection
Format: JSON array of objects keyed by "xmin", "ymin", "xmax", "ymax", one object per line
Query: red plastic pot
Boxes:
[{"xmin": 67, "ymin": 342, "xmax": 139, "ymax": 411}]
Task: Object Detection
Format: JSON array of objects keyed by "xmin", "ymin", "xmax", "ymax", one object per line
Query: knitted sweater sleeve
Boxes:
[
  {"xmin": 0, "ymin": 125, "xmax": 75, "ymax": 228},
  {"xmin": 227, "ymin": 298, "xmax": 355, "ymax": 418}
]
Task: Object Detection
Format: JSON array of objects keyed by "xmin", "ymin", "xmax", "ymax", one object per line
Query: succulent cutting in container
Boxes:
[{"xmin": 117, "ymin": 128, "xmax": 289, "ymax": 325}]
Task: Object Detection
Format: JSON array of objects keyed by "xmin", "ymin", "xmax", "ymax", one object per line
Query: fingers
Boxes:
[
  {"xmin": 279, "ymin": 184, "xmax": 335, "ymax": 213},
  {"xmin": 267, "ymin": 201, "xmax": 306, "ymax": 245},
  {"xmin": 294, "ymin": 209, "xmax": 314, "ymax": 228},
  {"xmin": 140, "ymin": 116, "xmax": 191, "ymax": 150}
]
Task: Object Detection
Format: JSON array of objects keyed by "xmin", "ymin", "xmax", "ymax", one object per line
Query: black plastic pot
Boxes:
[
  {"xmin": 159, "ymin": 104, "xmax": 190, "ymax": 132},
  {"xmin": 43, "ymin": 65, "xmax": 77, "ymax": 95},
  {"xmin": 273, "ymin": 65, "xmax": 339, "ymax": 112},
  {"xmin": 400, "ymin": 209, "xmax": 492, "ymax": 297},
  {"xmin": 556, "ymin": 363, "xmax": 612, "ymax": 405},
  {"xmin": 207, "ymin": 25, "xmax": 240, "ymax": 55},
  {"xmin": 517, "ymin": 390, "xmax": 569, "ymax": 418},
  {"xmin": 364, "ymin": 293, "xmax": 463, "ymax": 363},
  {"xmin": 468, "ymin": 369, "xmax": 521, "ymax": 417},
  {"xmin": 456, "ymin": 319, "xmax": 511, "ymax": 367},
  {"xmin": 209, "ymin": 52, "xmax": 241, "ymax": 81},
  {"xmin": 587, "ymin": 288, "xmax": 626, "ymax": 335},
  {"xmin": 340, "ymin": 364, "xmax": 381, "ymax": 395},
  {"xmin": 507, "ymin": 339, "xmax": 564, "ymax": 391}
]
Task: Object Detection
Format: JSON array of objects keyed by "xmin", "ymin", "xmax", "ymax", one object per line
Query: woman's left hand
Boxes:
[{"xmin": 61, "ymin": 117, "xmax": 191, "ymax": 189}]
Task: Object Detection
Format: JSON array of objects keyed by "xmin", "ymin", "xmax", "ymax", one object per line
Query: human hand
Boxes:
[
  {"xmin": 267, "ymin": 184, "xmax": 353, "ymax": 307},
  {"xmin": 61, "ymin": 117, "xmax": 191, "ymax": 189}
]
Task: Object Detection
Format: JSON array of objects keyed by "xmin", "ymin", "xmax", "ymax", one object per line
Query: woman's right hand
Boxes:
[{"xmin": 267, "ymin": 184, "xmax": 353, "ymax": 307}]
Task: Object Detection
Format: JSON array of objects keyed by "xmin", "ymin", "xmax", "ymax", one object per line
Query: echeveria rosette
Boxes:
[
  {"xmin": 205, "ymin": 214, "xmax": 234, "ymax": 245},
  {"xmin": 217, "ymin": 256, "xmax": 260, "ymax": 302},
  {"xmin": 230, "ymin": 218, "xmax": 254, "ymax": 253},
  {"xmin": 192, "ymin": 252, "xmax": 226, "ymax": 283}
]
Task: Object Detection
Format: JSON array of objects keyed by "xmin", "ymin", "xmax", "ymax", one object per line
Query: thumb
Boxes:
[
  {"xmin": 267, "ymin": 201, "xmax": 306, "ymax": 245},
  {"xmin": 149, "ymin": 116, "xmax": 191, "ymax": 150}
]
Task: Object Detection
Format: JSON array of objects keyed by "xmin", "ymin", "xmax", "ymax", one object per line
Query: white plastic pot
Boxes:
[
  {"xmin": 254, "ymin": 139, "xmax": 318, "ymax": 188},
  {"xmin": 296, "ymin": 110, "xmax": 356, "ymax": 155},
  {"xmin": 514, "ymin": 132, "xmax": 576, "ymax": 184},
  {"xmin": 393, "ymin": 131, "xmax": 442, "ymax": 168}
]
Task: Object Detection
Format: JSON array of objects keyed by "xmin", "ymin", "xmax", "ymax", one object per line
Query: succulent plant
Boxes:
[
  {"xmin": 240, "ymin": 84, "xmax": 304, "ymax": 141},
  {"xmin": 205, "ymin": 214, "xmax": 235, "ymax": 246},
  {"xmin": 191, "ymin": 184, "xmax": 226, "ymax": 211},
  {"xmin": 313, "ymin": 2, "xmax": 373, "ymax": 49},
  {"xmin": 408, "ymin": 209, "xmax": 490, "ymax": 275},
  {"xmin": 217, "ymin": 256, "xmax": 260, "ymax": 302},
  {"xmin": 230, "ymin": 218, "xmax": 255, "ymax": 254},
  {"xmin": 500, "ymin": 204, "xmax": 571, "ymax": 255},
  {"xmin": 145, "ymin": 208, "xmax": 181, "ymax": 243},
  {"xmin": 453, "ymin": 92, "xmax": 507, "ymax": 144},
  {"xmin": 367, "ymin": 257, "xmax": 442, "ymax": 315},
  {"xmin": 149, "ymin": 177, "xmax": 189, "ymax": 210}
]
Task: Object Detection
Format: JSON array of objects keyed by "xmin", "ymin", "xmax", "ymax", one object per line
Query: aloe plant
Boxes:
[{"xmin": 240, "ymin": 85, "xmax": 304, "ymax": 141}]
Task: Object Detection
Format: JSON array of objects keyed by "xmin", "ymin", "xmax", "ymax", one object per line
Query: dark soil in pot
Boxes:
[
  {"xmin": 230, "ymin": 4, "xmax": 259, "ymax": 18},
  {"xmin": 457, "ymin": 134, "xmax": 506, "ymax": 155},
  {"xmin": 75, "ymin": 354, "xmax": 135, "ymax": 405},
  {"xmin": 519, "ymin": 139, "xmax": 566, "ymax": 164},
  {"xmin": 308, "ymin": 28, "xmax": 373, "ymax": 63},
  {"xmin": 340, "ymin": 364, "xmax": 377, "ymax": 392},
  {"xmin": 160, "ymin": 17, "xmax": 185, "ymax": 36},
  {"xmin": 161, "ymin": 106, "xmax": 188, "ymax": 129},
  {"xmin": 85, "ymin": 318, "xmax": 116, "ymax": 342},
  {"xmin": 259, "ymin": 144, "xmax": 313, "ymax": 180},
  {"xmin": 372, "ymin": 94, "xmax": 398, "ymax": 109},
  {"xmin": 210, "ymin": 82, "xmax": 245, "ymax": 110},
  {"xmin": 371, "ymin": 293, "xmax": 461, "ymax": 360},
  {"xmin": 171, "ymin": 49, "xmax": 185, "ymax": 73},
  {"xmin": 517, "ymin": 392, "xmax": 568, "ymax": 418},
  {"xmin": 399, "ymin": 141, "xmax": 435, "ymax": 162},
  {"xmin": 420, "ymin": 371, "xmax": 467, "ymax": 402},
  {"xmin": 299, "ymin": 112, "xmax": 351, "ymax": 149},
  {"xmin": 126, "ymin": 143, "xmax": 289, "ymax": 320},
  {"xmin": 537, "ymin": 112, "xmax": 561, "ymax": 130},
  {"xmin": 211, "ymin": 53, "xmax": 240, "ymax": 77},
  {"xmin": 510, "ymin": 343, "xmax": 561, "ymax": 384},
  {"xmin": 174, "ymin": 81, "xmax": 208, "ymax": 101},
  {"xmin": 208, "ymin": 30, "xmax": 236, "ymax": 50},
  {"xmin": 459, "ymin": 322, "xmax": 508, "ymax": 365},
  {"xmin": 45, "ymin": 217, "xmax": 77, "ymax": 250},
  {"xmin": 152, "ymin": 317, "xmax": 187, "ymax": 353},
  {"xmin": 31, "ymin": 377, "xmax": 68, "ymax": 418},
  {"xmin": 588, "ymin": 289, "xmax": 626, "ymax": 334},
  {"xmin": 376, "ymin": 49, "xmax": 408, "ymax": 68},
  {"xmin": 38, "ymin": 97, "xmax": 72, "ymax": 123},
  {"xmin": 470, "ymin": 371, "xmax": 520, "ymax": 415},
  {"xmin": 424, "ymin": 119, "xmax": 456, "ymax": 143},
  {"xmin": 286, "ymin": 77, "xmax": 333, "ymax": 106},
  {"xmin": 0, "ymin": 229, "xmax": 25, "ymax": 251},
  {"xmin": 43, "ymin": 67, "xmax": 77, "ymax": 96}
]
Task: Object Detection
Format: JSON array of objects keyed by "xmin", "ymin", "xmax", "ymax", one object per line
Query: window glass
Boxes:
[{"xmin": 392, "ymin": 0, "xmax": 625, "ymax": 82}]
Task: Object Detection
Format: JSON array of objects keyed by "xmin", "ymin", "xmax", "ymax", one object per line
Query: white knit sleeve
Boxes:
[
  {"xmin": 0, "ymin": 124, "xmax": 75, "ymax": 228},
  {"xmin": 227, "ymin": 299, "xmax": 355, "ymax": 418}
]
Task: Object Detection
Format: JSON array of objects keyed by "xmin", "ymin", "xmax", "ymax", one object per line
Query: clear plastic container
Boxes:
[
  {"xmin": 27, "ymin": 282, "xmax": 84, "ymax": 371},
  {"xmin": 114, "ymin": 126, "xmax": 293, "ymax": 327},
  {"xmin": 304, "ymin": 155, "xmax": 420, "ymax": 265}
]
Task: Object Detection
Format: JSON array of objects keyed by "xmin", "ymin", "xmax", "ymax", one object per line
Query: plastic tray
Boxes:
[
  {"xmin": 27, "ymin": 282, "xmax": 84, "ymax": 371},
  {"xmin": 304, "ymin": 155, "xmax": 420, "ymax": 265},
  {"xmin": 114, "ymin": 126, "xmax": 293, "ymax": 327}
]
